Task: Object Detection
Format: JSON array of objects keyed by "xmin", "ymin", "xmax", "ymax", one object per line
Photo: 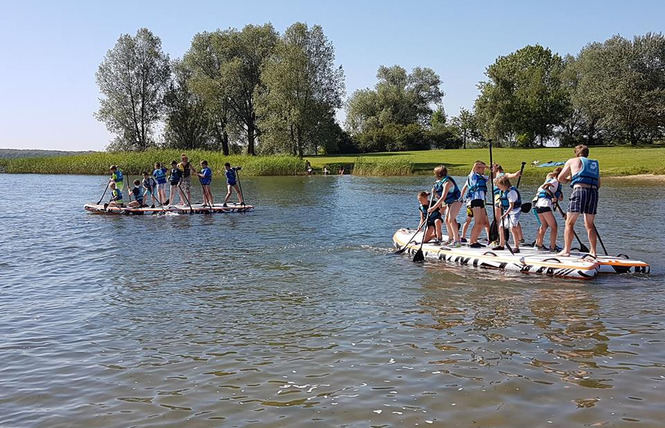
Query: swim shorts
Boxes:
[{"xmin": 569, "ymin": 186, "xmax": 598, "ymax": 215}]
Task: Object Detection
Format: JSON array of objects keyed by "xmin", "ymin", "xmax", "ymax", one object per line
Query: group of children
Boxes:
[
  {"xmin": 417, "ymin": 145, "xmax": 601, "ymax": 257},
  {"xmin": 105, "ymin": 153, "xmax": 244, "ymax": 209}
]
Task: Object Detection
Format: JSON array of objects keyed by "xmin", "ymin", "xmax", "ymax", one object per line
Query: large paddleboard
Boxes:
[
  {"xmin": 84, "ymin": 202, "xmax": 253, "ymax": 215},
  {"xmin": 393, "ymin": 228, "xmax": 599, "ymax": 280}
]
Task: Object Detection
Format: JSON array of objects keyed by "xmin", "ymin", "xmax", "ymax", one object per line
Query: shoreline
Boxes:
[{"xmin": 603, "ymin": 174, "xmax": 665, "ymax": 182}]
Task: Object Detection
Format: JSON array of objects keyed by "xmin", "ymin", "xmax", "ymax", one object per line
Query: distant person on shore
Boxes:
[
  {"xmin": 418, "ymin": 191, "xmax": 442, "ymax": 243},
  {"xmin": 153, "ymin": 162, "xmax": 168, "ymax": 204},
  {"xmin": 109, "ymin": 165, "xmax": 124, "ymax": 191},
  {"xmin": 105, "ymin": 182, "xmax": 124, "ymax": 209},
  {"xmin": 557, "ymin": 145, "xmax": 600, "ymax": 257},
  {"xmin": 493, "ymin": 175, "xmax": 522, "ymax": 252},
  {"xmin": 460, "ymin": 161, "xmax": 490, "ymax": 248},
  {"xmin": 339, "ymin": 166, "xmax": 345, "ymax": 175},
  {"xmin": 533, "ymin": 167, "xmax": 564, "ymax": 251},
  {"xmin": 197, "ymin": 160, "xmax": 214, "ymax": 207},
  {"xmin": 305, "ymin": 160, "xmax": 313, "ymax": 175},
  {"xmin": 168, "ymin": 160, "xmax": 184, "ymax": 205},
  {"xmin": 223, "ymin": 163, "xmax": 244, "ymax": 207},
  {"xmin": 323, "ymin": 165, "xmax": 330, "ymax": 175},
  {"xmin": 178, "ymin": 154, "xmax": 197, "ymax": 205},
  {"xmin": 142, "ymin": 171, "xmax": 157, "ymax": 208},
  {"xmin": 428, "ymin": 165, "xmax": 462, "ymax": 246},
  {"xmin": 128, "ymin": 179, "xmax": 145, "ymax": 208}
]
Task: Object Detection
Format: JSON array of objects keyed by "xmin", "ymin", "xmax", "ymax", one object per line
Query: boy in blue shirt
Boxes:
[
  {"xmin": 197, "ymin": 160, "xmax": 214, "ymax": 207},
  {"xmin": 223, "ymin": 162, "xmax": 244, "ymax": 207},
  {"xmin": 152, "ymin": 162, "xmax": 168, "ymax": 204}
]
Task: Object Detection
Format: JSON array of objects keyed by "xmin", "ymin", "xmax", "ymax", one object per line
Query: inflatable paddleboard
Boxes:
[
  {"xmin": 393, "ymin": 228, "xmax": 598, "ymax": 280},
  {"xmin": 84, "ymin": 202, "xmax": 253, "ymax": 215}
]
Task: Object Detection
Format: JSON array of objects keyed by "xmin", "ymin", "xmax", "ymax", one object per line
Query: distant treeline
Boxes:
[
  {"xmin": 95, "ymin": 26, "xmax": 665, "ymax": 156},
  {"xmin": 0, "ymin": 149, "xmax": 92, "ymax": 159}
]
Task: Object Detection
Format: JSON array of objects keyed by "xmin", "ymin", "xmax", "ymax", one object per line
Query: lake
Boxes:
[{"xmin": 1, "ymin": 173, "xmax": 664, "ymax": 427}]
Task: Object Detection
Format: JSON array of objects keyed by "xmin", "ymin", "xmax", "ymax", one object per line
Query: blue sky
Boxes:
[{"xmin": 1, "ymin": 0, "xmax": 662, "ymax": 151}]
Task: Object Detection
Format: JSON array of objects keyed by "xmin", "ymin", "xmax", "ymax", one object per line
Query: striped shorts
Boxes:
[{"xmin": 569, "ymin": 186, "xmax": 598, "ymax": 215}]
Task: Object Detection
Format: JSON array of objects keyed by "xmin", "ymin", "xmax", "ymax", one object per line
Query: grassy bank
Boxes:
[
  {"xmin": 308, "ymin": 146, "xmax": 665, "ymax": 177},
  {"xmin": 1, "ymin": 146, "xmax": 662, "ymax": 177},
  {"xmin": 0, "ymin": 149, "xmax": 306, "ymax": 176}
]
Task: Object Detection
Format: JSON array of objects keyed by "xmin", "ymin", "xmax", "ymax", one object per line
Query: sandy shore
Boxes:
[{"xmin": 604, "ymin": 174, "xmax": 665, "ymax": 182}]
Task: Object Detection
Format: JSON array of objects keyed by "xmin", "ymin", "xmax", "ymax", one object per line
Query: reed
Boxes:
[{"xmin": 352, "ymin": 158, "xmax": 414, "ymax": 176}]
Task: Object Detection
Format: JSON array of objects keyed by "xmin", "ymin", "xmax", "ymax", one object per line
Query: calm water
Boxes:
[{"xmin": 1, "ymin": 173, "xmax": 664, "ymax": 427}]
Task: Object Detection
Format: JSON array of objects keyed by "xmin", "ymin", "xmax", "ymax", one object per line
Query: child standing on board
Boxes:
[
  {"xmin": 418, "ymin": 191, "xmax": 443, "ymax": 243},
  {"xmin": 223, "ymin": 163, "xmax": 244, "ymax": 207},
  {"xmin": 168, "ymin": 160, "xmax": 184, "ymax": 205},
  {"xmin": 493, "ymin": 175, "xmax": 522, "ymax": 252},
  {"xmin": 105, "ymin": 182, "xmax": 124, "ymax": 209},
  {"xmin": 152, "ymin": 162, "xmax": 168, "ymax": 204},
  {"xmin": 197, "ymin": 160, "xmax": 214, "ymax": 207},
  {"xmin": 428, "ymin": 166, "xmax": 462, "ymax": 246},
  {"xmin": 533, "ymin": 167, "xmax": 563, "ymax": 251},
  {"xmin": 142, "ymin": 171, "xmax": 158, "ymax": 208},
  {"xmin": 460, "ymin": 161, "xmax": 490, "ymax": 248},
  {"xmin": 109, "ymin": 165, "xmax": 124, "ymax": 191},
  {"xmin": 127, "ymin": 179, "xmax": 145, "ymax": 208}
]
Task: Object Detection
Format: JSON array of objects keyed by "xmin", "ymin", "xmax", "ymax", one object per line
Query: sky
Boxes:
[{"xmin": 1, "ymin": 0, "xmax": 663, "ymax": 151}]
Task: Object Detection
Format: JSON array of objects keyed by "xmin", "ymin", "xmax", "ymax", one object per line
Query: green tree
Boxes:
[
  {"xmin": 95, "ymin": 28, "xmax": 171, "ymax": 151},
  {"xmin": 474, "ymin": 44, "xmax": 569, "ymax": 147},
  {"xmin": 451, "ymin": 108, "xmax": 479, "ymax": 149},
  {"xmin": 257, "ymin": 23, "xmax": 345, "ymax": 157},
  {"xmin": 163, "ymin": 60, "xmax": 212, "ymax": 150}
]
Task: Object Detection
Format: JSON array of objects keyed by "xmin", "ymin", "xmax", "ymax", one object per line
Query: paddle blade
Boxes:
[
  {"xmin": 393, "ymin": 246, "xmax": 407, "ymax": 255},
  {"xmin": 521, "ymin": 203, "xmax": 532, "ymax": 213},
  {"xmin": 413, "ymin": 249, "xmax": 425, "ymax": 262},
  {"xmin": 489, "ymin": 220, "xmax": 498, "ymax": 242},
  {"xmin": 580, "ymin": 243, "xmax": 590, "ymax": 253}
]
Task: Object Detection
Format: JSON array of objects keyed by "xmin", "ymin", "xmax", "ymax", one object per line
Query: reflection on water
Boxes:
[{"xmin": 0, "ymin": 173, "xmax": 664, "ymax": 427}]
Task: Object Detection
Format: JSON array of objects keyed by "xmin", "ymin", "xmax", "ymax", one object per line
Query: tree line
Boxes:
[{"xmin": 95, "ymin": 27, "xmax": 665, "ymax": 155}]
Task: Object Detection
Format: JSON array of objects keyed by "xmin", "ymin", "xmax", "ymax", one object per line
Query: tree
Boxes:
[
  {"xmin": 451, "ymin": 108, "xmax": 479, "ymax": 149},
  {"xmin": 95, "ymin": 28, "xmax": 170, "ymax": 151},
  {"xmin": 474, "ymin": 45, "xmax": 569, "ymax": 147},
  {"xmin": 345, "ymin": 65, "xmax": 444, "ymax": 151},
  {"xmin": 163, "ymin": 60, "xmax": 212, "ymax": 150},
  {"xmin": 257, "ymin": 23, "xmax": 345, "ymax": 157}
]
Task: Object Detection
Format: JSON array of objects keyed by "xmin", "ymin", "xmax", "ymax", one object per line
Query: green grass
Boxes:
[
  {"xmin": 0, "ymin": 149, "xmax": 306, "ymax": 176},
  {"xmin": 308, "ymin": 146, "xmax": 665, "ymax": 177},
  {"xmin": 1, "ymin": 146, "xmax": 662, "ymax": 177}
]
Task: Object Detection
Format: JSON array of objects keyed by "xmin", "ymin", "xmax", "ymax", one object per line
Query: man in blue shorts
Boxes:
[{"xmin": 557, "ymin": 145, "xmax": 600, "ymax": 257}]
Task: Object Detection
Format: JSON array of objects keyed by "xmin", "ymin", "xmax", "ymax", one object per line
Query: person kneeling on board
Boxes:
[
  {"xmin": 105, "ymin": 182, "xmax": 124, "ymax": 209},
  {"xmin": 418, "ymin": 191, "xmax": 443, "ymax": 244},
  {"xmin": 127, "ymin": 180, "xmax": 145, "ymax": 208},
  {"xmin": 493, "ymin": 175, "xmax": 522, "ymax": 252}
]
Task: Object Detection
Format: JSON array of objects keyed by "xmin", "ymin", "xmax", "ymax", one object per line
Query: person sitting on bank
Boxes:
[
  {"xmin": 105, "ymin": 182, "xmax": 124, "ymax": 209},
  {"xmin": 223, "ymin": 163, "xmax": 244, "ymax": 207},
  {"xmin": 127, "ymin": 179, "xmax": 145, "ymax": 208},
  {"xmin": 557, "ymin": 144, "xmax": 600, "ymax": 257}
]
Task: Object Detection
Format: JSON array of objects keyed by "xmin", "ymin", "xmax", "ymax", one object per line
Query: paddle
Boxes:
[
  {"xmin": 555, "ymin": 204, "xmax": 590, "ymax": 253},
  {"xmin": 516, "ymin": 162, "xmax": 532, "ymax": 213},
  {"xmin": 594, "ymin": 224, "xmax": 609, "ymax": 256},
  {"xmin": 413, "ymin": 188, "xmax": 437, "ymax": 262},
  {"xmin": 96, "ymin": 182, "xmax": 110, "ymax": 205},
  {"xmin": 178, "ymin": 182, "xmax": 194, "ymax": 214},
  {"xmin": 394, "ymin": 217, "xmax": 428, "ymax": 255},
  {"xmin": 235, "ymin": 167, "xmax": 246, "ymax": 206}
]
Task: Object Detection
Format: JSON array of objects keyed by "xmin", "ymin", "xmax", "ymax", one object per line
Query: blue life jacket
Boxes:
[
  {"xmin": 200, "ymin": 167, "xmax": 212, "ymax": 185},
  {"xmin": 170, "ymin": 168, "xmax": 182, "ymax": 185},
  {"xmin": 111, "ymin": 169, "xmax": 123, "ymax": 184},
  {"xmin": 499, "ymin": 186, "xmax": 521, "ymax": 210},
  {"xmin": 439, "ymin": 176, "xmax": 461, "ymax": 204},
  {"xmin": 419, "ymin": 204, "xmax": 442, "ymax": 224},
  {"xmin": 131, "ymin": 186, "xmax": 144, "ymax": 202},
  {"xmin": 111, "ymin": 188, "xmax": 123, "ymax": 203},
  {"xmin": 554, "ymin": 182, "xmax": 563, "ymax": 199},
  {"xmin": 153, "ymin": 168, "xmax": 167, "ymax": 184},
  {"xmin": 225, "ymin": 169, "xmax": 237, "ymax": 185},
  {"xmin": 571, "ymin": 157, "xmax": 599, "ymax": 187},
  {"xmin": 142, "ymin": 177, "xmax": 156, "ymax": 192},
  {"xmin": 537, "ymin": 178, "xmax": 558, "ymax": 200},
  {"xmin": 467, "ymin": 172, "xmax": 487, "ymax": 199}
]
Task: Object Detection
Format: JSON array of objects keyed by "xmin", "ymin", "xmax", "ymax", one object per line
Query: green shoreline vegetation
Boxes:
[{"xmin": 1, "ymin": 146, "xmax": 662, "ymax": 177}]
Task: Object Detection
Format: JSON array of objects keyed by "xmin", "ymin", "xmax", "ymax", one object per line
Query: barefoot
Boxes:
[{"xmin": 556, "ymin": 251, "xmax": 570, "ymax": 257}]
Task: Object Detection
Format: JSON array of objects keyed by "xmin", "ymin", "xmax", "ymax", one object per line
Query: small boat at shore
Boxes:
[
  {"xmin": 84, "ymin": 202, "xmax": 253, "ymax": 215},
  {"xmin": 392, "ymin": 228, "xmax": 650, "ymax": 280}
]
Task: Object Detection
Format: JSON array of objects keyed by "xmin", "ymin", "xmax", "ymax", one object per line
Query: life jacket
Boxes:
[
  {"xmin": 419, "ymin": 203, "xmax": 441, "ymax": 223},
  {"xmin": 537, "ymin": 178, "xmax": 558, "ymax": 200},
  {"xmin": 225, "ymin": 169, "xmax": 237, "ymax": 184},
  {"xmin": 199, "ymin": 167, "xmax": 212, "ymax": 185},
  {"xmin": 111, "ymin": 169, "xmax": 123, "ymax": 184},
  {"xmin": 153, "ymin": 168, "xmax": 167, "ymax": 184},
  {"xmin": 111, "ymin": 188, "xmax": 123, "ymax": 204},
  {"xmin": 571, "ymin": 157, "xmax": 599, "ymax": 187},
  {"xmin": 499, "ymin": 186, "xmax": 522, "ymax": 210},
  {"xmin": 142, "ymin": 177, "xmax": 156, "ymax": 192},
  {"xmin": 131, "ymin": 186, "xmax": 144, "ymax": 202},
  {"xmin": 179, "ymin": 161, "xmax": 192, "ymax": 178},
  {"xmin": 467, "ymin": 172, "xmax": 487, "ymax": 198},
  {"xmin": 170, "ymin": 168, "xmax": 182, "ymax": 185},
  {"xmin": 438, "ymin": 176, "xmax": 461, "ymax": 204}
]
